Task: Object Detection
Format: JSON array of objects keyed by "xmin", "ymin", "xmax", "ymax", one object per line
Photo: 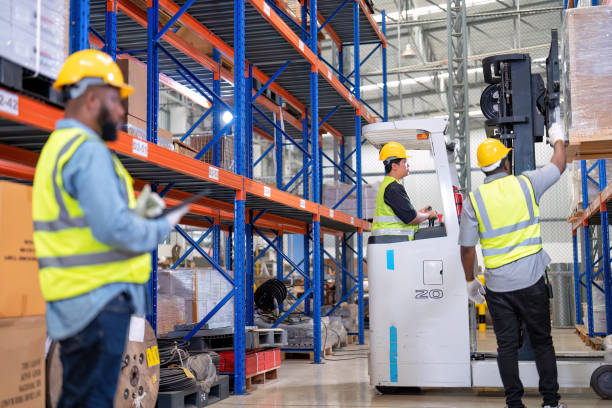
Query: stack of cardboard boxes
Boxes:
[
  {"xmin": 0, "ymin": 181, "xmax": 46, "ymax": 408},
  {"xmin": 116, "ymin": 58, "xmax": 174, "ymax": 150}
]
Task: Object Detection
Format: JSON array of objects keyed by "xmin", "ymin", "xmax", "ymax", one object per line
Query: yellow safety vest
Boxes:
[
  {"xmin": 469, "ymin": 174, "xmax": 542, "ymax": 269},
  {"xmin": 371, "ymin": 175, "xmax": 418, "ymax": 240},
  {"xmin": 32, "ymin": 128, "xmax": 151, "ymax": 301}
]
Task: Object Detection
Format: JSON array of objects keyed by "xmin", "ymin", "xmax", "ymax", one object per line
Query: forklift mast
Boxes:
[{"xmin": 479, "ymin": 30, "xmax": 560, "ymax": 175}]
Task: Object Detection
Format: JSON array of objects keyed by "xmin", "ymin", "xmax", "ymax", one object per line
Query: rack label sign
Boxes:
[
  {"xmin": 263, "ymin": 2, "xmax": 270, "ymax": 15},
  {"xmin": 0, "ymin": 89, "xmax": 18, "ymax": 116},
  {"xmin": 209, "ymin": 167, "xmax": 219, "ymax": 181},
  {"xmin": 132, "ymin": 138, "xmax": 148, "ymax": 158},
  {"xmin": 329, "ymin": 209, "xmax": 334, "ymax": 218},
  {"xmin": 300, "ymin": 199, "xmax": 306, "ymax": 209},
  {"xmin": 264, "ymin": 186, "xmax": 271, "ymax": 198},
  {"xmin": 299, "ymin": 40, "xmax": 305, "ymax": 52},
  {"xmin": 350, "ymin": 217, "xmax": 354, "ymax": 224},
  {"xmin": 327, "ymin": 70, "xmax": 332, "ymax": 80}
]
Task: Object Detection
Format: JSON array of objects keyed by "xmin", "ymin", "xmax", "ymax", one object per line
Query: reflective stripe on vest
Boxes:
[
  {"xmin": 33, "ymin": 128, "xmax": 151, "ymax": 301},
  {"xmin": 469, "ymin": 174, "xmax": 542, "ymax": 269},
  {"xmin": 372, "ymin": 175, "xmax": 418, "ymax": 240}
]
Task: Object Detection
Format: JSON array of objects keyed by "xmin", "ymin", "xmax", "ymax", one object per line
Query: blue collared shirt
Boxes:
[{"xmin": 45, "ymin": 119, "xmax": 170, "ymax": 340}]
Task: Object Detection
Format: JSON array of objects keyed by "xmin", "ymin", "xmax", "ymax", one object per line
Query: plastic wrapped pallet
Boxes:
[
  {"xmin": 194, "ymin": 268, "xmax": 234, "ymax": 329},
  {"xmin": 0, "ymin": 0, "xmax": 68, "ymax": 80},
  {"xmin": 158, "ymin": 269, "xmax": 195, "ymax": 323},
  {"xmin": 157, "ymin": 295, "xmax": 186, "ymax": 335},
  {"xmin": 322, "ymin": 181, "xmax": 379, "ymax": 219},
  {"xmin": 562, "ymin": 6, "xmax": 612, "ymax": 148}
]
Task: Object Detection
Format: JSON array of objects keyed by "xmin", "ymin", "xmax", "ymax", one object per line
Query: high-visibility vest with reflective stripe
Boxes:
[
  {"xmin": 371, "ymin": 175, "xmax": 418, "ymax": 239},
  {"xmin": 468, "ymin": 174, "xmax": 542, "ymax": 269},
  {"xmin": 33, "ymin": 128, "xmax": 152, "ymax": 301}
]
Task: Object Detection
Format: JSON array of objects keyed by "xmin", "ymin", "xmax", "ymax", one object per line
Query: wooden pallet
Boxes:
[
  {"xmin": 245, "ymin": 368, "xmax": 278, "ymax": 391},
  {"xmin": 567, "ymin": 210, "xmax": 584, "ymax": 224},
  {"xmin": 280, "ymin": 347, "xmax": 333, "ymax": 361},
  {"xmin": 575, "ymin": 324, "xmax": 605, "ymax": 350},
  {"xmin": 567, "ymin": 128, "xmax": 612, "ymax": 162}
]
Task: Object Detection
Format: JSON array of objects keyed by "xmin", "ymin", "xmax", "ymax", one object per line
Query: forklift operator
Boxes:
[
  {"xmin": 459, "ymin": 126, "xmax": 567, "ymax": 408},
  {"xmin": 372, "ymin": 141, "xmax": 438, "ymax": 239}
]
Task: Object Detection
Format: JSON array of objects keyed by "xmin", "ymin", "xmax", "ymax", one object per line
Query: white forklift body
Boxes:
[{"xmin": 363, "ymin": 118, "xmax": 609, "ymax": 393}]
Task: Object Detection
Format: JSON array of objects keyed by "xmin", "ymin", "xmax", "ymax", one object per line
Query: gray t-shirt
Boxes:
[{"xmin": 458, "ymin": 163, "xmax": 561, "ymax": 292}]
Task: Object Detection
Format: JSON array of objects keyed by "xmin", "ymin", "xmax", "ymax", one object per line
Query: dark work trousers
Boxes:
[
  {"xmin": 58, "ymin": 293, "xmax": 133, "ymax": 408},
  {"xmin": 485, "ymin": 277, "xmax": 560, "ymax": 408}
]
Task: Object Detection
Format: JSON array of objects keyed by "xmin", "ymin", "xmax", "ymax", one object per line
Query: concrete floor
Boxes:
[{"xmin": 217, "ymin": 329, "xmax": 606, "ymax": 407}]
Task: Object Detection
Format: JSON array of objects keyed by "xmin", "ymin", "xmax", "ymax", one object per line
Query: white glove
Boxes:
[
  {"xmin": 165, "ymin": 204, "xmax": 190, "ymax": 229},
  {"xmin": 466, "ymin": 279, "xmax": 486, "ymax": 304},
  {"xmin": 547, "ymin": 123, "xmax": 566, "ymax": 147},
  {"xmin": 135, "ymin": 184, "xmax": 166, "ymax": 218}
]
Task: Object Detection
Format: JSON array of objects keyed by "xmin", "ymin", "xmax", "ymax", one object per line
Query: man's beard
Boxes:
[{"xmin": 98, "ymin": 106, "xmax": 118, "ymax": 142}]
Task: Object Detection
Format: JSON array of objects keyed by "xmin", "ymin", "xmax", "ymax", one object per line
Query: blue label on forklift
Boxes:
[
  {"xmin": 386, "ymin": 250, "xmax": 394, "ymax": 271},
  {"xmin": 389, "ymin": 326, "xmax": 398, "ymax": 382}
]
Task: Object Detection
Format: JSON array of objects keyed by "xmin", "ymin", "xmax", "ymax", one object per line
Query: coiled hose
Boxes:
[{"xmin": 254, "ymin": 278, "xmax": 287, "ymax": 312}]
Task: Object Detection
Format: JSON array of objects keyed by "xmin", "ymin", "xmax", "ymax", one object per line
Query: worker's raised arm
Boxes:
[{"xmin": 548, "ymin": 124, "xmax": 567, "ymax": 174}]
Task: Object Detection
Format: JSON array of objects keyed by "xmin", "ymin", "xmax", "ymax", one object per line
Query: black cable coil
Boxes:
[
  {"xmin": 159, "ymin": 367, "xmax": 197, "ymax": 392},
  {"xmin": 254, "ymin": 278, "xmax": 287, "ymax": 312}
]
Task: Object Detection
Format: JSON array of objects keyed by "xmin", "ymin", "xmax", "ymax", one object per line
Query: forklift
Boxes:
[{"xmin": 365, "ymin": 30, "xmax": 612, "ymax": 399}]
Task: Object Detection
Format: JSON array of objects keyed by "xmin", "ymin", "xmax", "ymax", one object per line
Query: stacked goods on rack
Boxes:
[
  {"xmin": 0, "ymin": 0, "xmax": 67, "ymax": 81},
  {"xmin": 562, "ymin": 6, "xmax": 612, "ymax": 160},
  {"xmin": 158, "ymin": 268, "xmax": 234, "ymax": 332},
  {"xmin": 173, "ymin": 133, "xmax": 235, "ymax": 171},
  {"xmin": 323, "ymin": 181, "xmax": 379, "ymax": 219},
  {"xmin": 568, "ymin": 159, "xmax": 612, "ymax": 218},
  {"xmin": 116, "ymin": 58, "xmax": 174, "ymax": 149},
  {"xmin": 0, "ymin": 182, "xmax": 46, "ymax": 407}
]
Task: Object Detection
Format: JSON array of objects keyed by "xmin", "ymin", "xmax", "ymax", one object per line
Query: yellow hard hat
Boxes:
[
  {"xmin": 379, "ymin": 141, "xmax": 411, "ymax": 161},
  {"xmin": 53, "ymin": 49, "xmax": 134, "ymax": 99},
  {"xmin": 476, "ymin": 138, "xmax": 512, "ymax": 167}
]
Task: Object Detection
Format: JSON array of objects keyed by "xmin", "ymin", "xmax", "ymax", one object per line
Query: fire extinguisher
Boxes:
[{"xmin": 453, "ymin": 186, "xmax": 463, "ymax": 217}]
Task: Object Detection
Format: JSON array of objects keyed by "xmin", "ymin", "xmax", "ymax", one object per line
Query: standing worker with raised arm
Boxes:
[
  {"xmin": 372, "ymin": 141, "xmax": 438, "ymax": 239},
  {"xmin": 32, "ymin": 50, "xmax": 189, "ymax": 407},
  {"xmin": 459, "ymin": 125, "xmax": 567, "ymax": 408}
]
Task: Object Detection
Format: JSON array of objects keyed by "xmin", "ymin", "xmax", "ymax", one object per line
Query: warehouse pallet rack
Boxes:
[
  {"xmin": 565, "ymin": 1, "xmax": 612, "ymax": 341},
  {"xmin": 569, "ymin": 159, "xmax": 612, "ymax": 338},
  {"xmin": 0, "ymin": 0, "xmax": 387, "ymax": 394}
]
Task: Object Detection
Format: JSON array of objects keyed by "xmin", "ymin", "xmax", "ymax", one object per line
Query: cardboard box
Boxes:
[
  {"xmin": 0, "ymin": 315, "xmax": 46, "ymax": 408},
  {"xmin": 116, "ymin": 58, "xmax": 148, "ymax": 121},
  {"xmin": 0, "ymin": 182, "xmax": 45, "ymax": 318}
]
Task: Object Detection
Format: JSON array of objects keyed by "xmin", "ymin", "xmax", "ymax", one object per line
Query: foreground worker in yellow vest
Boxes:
[
  {"xmin": 459, "ymin": 127, "xmax": 567, "ymax": 408},
  {"xmin": 372, "ymin": 141, "xmax": 438, "ymax": 239},
  {"xmin": 32, "ymin": 50, "xmax": 188, "ymax": 407}
]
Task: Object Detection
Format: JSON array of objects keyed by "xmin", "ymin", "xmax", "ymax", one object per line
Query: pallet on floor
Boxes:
[
  {"xmin": 245, "ymin": 367, "xmax": 279, "ymax": 391},
  {"xmin": 280, "ymin": 346, "xmax": 333, "ymax": 361},
  {"xmin": 575, "ymin": 324, "xmax": 604, "ymax": 350},
  {"xmin": 166, "ymin": 326, "xmax": 287, "ymax": 351},
  {"xmin": 156, "ymin": 375, "xmax": 230, "ymax": 408}
]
